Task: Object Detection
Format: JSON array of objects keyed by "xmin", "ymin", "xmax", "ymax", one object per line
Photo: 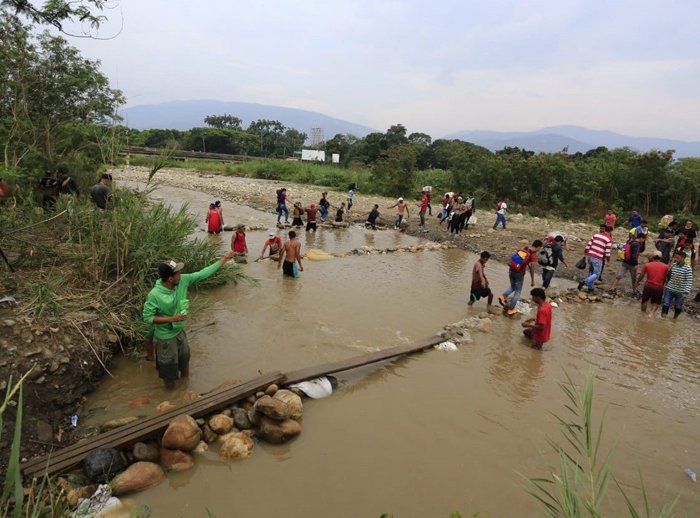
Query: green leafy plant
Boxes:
[{"xmin": 523, "ymin": 370, "xmax": 678, "ymax": 517}]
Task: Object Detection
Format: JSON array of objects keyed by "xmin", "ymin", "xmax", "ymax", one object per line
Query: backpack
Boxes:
[
  {"xmin": 623, "ymin": 240, "xmax": 637, "ymax": 263},
  {"xmin": 509, "ymin": 249, "xmax": 531, "ymax": 272},
  {"xmin": 496, "ymin": 201, "xmax": 503, "ymax": 212},
  {"xmin": 538, "ymin": 245, "xmax": 554, "ymax": 267}
]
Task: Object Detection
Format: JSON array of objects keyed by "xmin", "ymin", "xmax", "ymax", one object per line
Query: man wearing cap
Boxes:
[
  {"xmin": 259, "ymin": 231, "xmax": 282, "ymax": 261},
  {"xmin": 388, "ymin": 197, "xmax": 409, "ymax": 229},
  {"xmin": 143, "ymin": 250, "xmax": 235, "ymax": 389},
  {"xmin": 637, "ymin": 251, "xmax": 669, "ymax": 319}
]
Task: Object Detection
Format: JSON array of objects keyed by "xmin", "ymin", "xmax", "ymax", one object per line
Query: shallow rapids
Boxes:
[{"xmin": 82, "ymin": 182, "xmax": 700, "ymax": 517}]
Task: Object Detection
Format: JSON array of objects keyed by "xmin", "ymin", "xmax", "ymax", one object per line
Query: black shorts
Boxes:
[
  {"xmin": 282, "ymin": 260, "xmax": 298, "ymax": 278},
  {"xmin": 470, "ymin": 287, "xmax": 492, "ymax": 302},
  {"xmin": 292, "ymin": 217, "xmax": 303, "ymax": 226},
  {"xmin": 306, "ymin": 222, "xmax": 317, "ymax": 231},
  {"xmin": 642, "ymin": 285, "xmax": 663, "ymax": 305}
]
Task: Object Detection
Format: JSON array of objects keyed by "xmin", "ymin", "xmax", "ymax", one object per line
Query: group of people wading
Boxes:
[{"xmin": 143, "ymin": 187, "xmax": 698, "ymax": 389}]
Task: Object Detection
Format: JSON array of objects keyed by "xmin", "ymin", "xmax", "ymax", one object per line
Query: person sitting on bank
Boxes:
[
  {"xmin": 90, "ymin": 173, "xmax": 113, "ymax": 210},
  {"xmin": 142, "ymin": 251, "xmax": 236, "ymax": 389}
]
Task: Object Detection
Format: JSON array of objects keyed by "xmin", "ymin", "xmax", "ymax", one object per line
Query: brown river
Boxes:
[{"xmin": 82, "ymin": 183, "xmax": 700, "ymax": 517}]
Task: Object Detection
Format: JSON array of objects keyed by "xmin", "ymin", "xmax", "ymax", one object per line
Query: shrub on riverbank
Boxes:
[{"xmin": 0, "ymin": 187, "xmax": 245, "ymax": 338}]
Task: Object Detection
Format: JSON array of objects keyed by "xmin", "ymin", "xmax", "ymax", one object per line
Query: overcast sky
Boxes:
[{"xmin": 68, "ymin": 0, "xmax": 700, "ymax": 140}]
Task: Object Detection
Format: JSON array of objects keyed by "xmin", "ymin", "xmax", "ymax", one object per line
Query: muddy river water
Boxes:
[{"xmin": 83, "ymin": 183, "xmax": 699, "ymax": 517}]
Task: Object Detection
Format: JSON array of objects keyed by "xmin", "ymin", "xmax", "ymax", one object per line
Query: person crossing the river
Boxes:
[
  {"xmin": 469, "ymin": 251, "xmax": 493, "ymax": 308},
  {"xmin": 499, "ymin": 240, "xmax": 542, "ymax": 316},
  {"xmin": 389, "ymin": 197, "xmax": 409, "ymax": 229},
  {"xmin": 143, "ymin": 251, "xmax": 236, "ymax": 389},
  {"xmin": 259, "ymin": 231, "xmax": 282, "ymax": 261},
  {"xmin": 278, "ymin": 230, "xmax": 304, "ymax": 278},
  {"xmin": 521, "ymin": 288, "xmax": 552, "ymax": 349}
]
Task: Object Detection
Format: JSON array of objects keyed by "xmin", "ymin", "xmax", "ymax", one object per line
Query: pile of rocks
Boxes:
[
  {"xmin": 439, "ymin": 309, "xmax": 501, "ymax": 346},
  {"xmin": 342, "ymin": 242, "xmax": 455, "ymax": 257},
  {"xmin": 63, "ymin": 384, "xmax": 304, "ymax": 508}
]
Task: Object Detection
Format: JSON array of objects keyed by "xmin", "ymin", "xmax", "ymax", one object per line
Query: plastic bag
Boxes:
[
  {"xmin": 575, "ymin": 257, "xmax": 587, "ymax": 270},
  {"xmin": 467, "ymin": 215, "xmax": 477, "ymax": 225}
]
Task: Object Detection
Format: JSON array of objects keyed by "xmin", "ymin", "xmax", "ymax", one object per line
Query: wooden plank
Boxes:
[
  {"xmin": 283, "ymin": 335, "xmax": 443, "ymax": 385},
  {"xmin": 22, "ymin": 372, "xmax": 284, "ymax": 478}
]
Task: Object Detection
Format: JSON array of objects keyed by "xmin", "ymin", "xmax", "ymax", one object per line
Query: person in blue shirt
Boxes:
[{"xmin": 628, "ymin": 210, "xmax": 643, "ymax": 228}]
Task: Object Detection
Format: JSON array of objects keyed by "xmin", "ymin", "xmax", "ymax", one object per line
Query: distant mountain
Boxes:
[
  {"xmin": 446, "ymin": 125, "xmax": 700, "ymax": 158},
  {"xmin": 120, "ymin": 100, "xmax": 375, "ymax": 139}
]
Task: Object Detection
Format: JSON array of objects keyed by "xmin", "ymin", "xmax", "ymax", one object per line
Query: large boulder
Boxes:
[
  {"xmin": 247, "ymin": 406, "xmax": 262, "ymax": 426},
  {"xmin": 161, "ymin": 414, "xmax": 201, "ymax": 451},
  {"xmin": 83, "ymin": 448, "xmax": 125, "ymax": 483},
  {"xmin": 132, "ymin": 442, "xmax": 160, "ymax": 463},
  {"xmin": 218, "ymin": 432, "xmax": 254, "ymax": 459},
  {"xmin": 273, "ymin": 390, "xmax": 303, "ymax": 420},
  {"xmin": 160, "ymin": 448, "xmax": 194, "ymax": 471},
  {"xmin": 232, "ymin": 408, "xmax": 252, "ymax": 430},
  {"xmin": 258, "ymin": 416, "xmax": 302, "ymax": 444},
  {"xmin": 208, "ymin": 414, "xmax": 233, "ymax": 435},
  {"xmin": 110, "ymin": 462, "xmax": 165, "ymax": 496},
  {"xmin": 254, "ymin": 395, "xmax": 292, "ymax": 420}
]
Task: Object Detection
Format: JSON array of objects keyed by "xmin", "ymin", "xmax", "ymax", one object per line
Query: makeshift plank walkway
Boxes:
[
  {"xmin": 21, "ymin": 334, "xmax": 444, "ymax": 478},
  {"xmin": 22, "ymin": 371, "xmax": 284, "ymax": 478}
]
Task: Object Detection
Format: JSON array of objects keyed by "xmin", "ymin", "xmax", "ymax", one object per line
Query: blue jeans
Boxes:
[
  {"xmin": 277, "ymin": 203, "xmax": 289, "ymax": 223},
  {"xmin": 661, "ymin": 289, "xmax": 685, "ymax": 316},
  {"xmin": 583, "ymin": 257, "xmax": 603, "ymax": 289},
  {"xmin": 542, "ymin": 268, "xmax": 555, "ymax": 288},
  {"xmin": 394, "ymin": 214, "xmax": 404, "ymax": 228},
  {"xmin": 502, "ymin": 271, "xmax": 525, "ymax": 309},
  {"xmin": 319, "ymin": 205, "xmax": 328, "ymax": 220},
  {"xmin": 493, "ymin": 213, "xmax": 506, "ymax": 229}
]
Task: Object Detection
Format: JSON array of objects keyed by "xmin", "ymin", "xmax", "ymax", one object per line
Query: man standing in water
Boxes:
[
  {"xmin": 143, "ymin": 251, "xmax": 236, "ymax": 389},
  {"xmin": 521, "ymin": 288, "xmax": 552, "ymax": 349},
  {"xmin": 661, "ymin": 250, "xmax": 693, "ymax": 319},
  {"xmin": 278, "ymin": 230, "xmax": 304, "ymax": 278},
  {"xmin": 468, "ymin": 251, "xmax": 493, "ymax": 308},
  {"xmin": 637, "ymin": 251, "xmax": 669, "ymax": 319}
]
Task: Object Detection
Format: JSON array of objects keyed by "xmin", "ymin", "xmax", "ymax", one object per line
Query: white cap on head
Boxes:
[
  {"xmin": 268, "ymin": 231, "xmax": 275, "ymax": 237},
  {"xmin": 398, "ymin": 197, "xmax": 403, "ymax": 201}
]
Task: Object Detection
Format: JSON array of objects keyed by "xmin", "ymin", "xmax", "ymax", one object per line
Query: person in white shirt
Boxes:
[{"xmin": 492, "ymin": 198, "xmax": 508, "ymax": 229}]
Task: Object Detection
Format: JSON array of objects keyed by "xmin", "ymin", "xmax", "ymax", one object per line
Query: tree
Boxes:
[
  {"xmin": 370, "ymin": 143, "xmax": 417, "ymax": 197},
  {"xmin": 246, "ymin": 119, "xmax": 285, "ymax": 157},
  {"xmin": 204, "ymin": 114, "xmax": 242, "ymax": 130},
  {"xmin": 0, "ymin": 13, "xmax": 124, "ymax": 169},
  {"xmin": 1, "ymin": 0, "xmax": 109, "ymax": 35}
]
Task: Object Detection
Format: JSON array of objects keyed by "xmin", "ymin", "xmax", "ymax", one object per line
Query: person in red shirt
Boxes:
[
  {"xmin": 604, "ymin": 209, "xmax": 617, "ymax": 229},
  {"xmin": 205, "ymin": 203, "xmax": 223, "ymax": 234},
  {"xmin": 231, "ymin": 224, "xmax": 248, "ymax": 262},
  {"xmin": 418, "ymin": 192, "xmax": 429, "ymax": 226},
  {"xmin": 258, "ymin": 231, "xmax": 282, "ymax": 261},
  {"xmin": 521, "ymin": 288, "xmax": 552, "ymax": 349},
  {"xmin": 304, "ymin": 204, "xmax": 319, "ymax": 232},
  {"xmin": 637, "ymin": 251, "xmax": 670, "ymax": 319}
]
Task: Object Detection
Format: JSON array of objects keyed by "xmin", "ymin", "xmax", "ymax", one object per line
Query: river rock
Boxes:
[
  {"xmin": 201, "ymin": 424, "xmax": 218, "ymax": 444},
  {"xmin": 132, "ymin": 442, "xmax": 160, "ymax": 462},
  {"xmin": 218, "ymin": 432, "xmax": 254, "ymax": 459},
  {"xmin": 83, "ymin": 448, "xmax": 125, "ymax": 483},
  {"xmin": 160, "ymin": 448, "xmax": 194, "ymax": 471},
  {"xmin": 273, "ymin": 390, "xmax": 303, "ymax": 420},
  {"xmin": 232, "ymin": 407, "xmax": 252, "ymax": 430},
  {"xmin": 156, "ymin": 401, "xmax": 176, "ymax": 413},
  {"xmin": 578, "ymin": 291, "xmax": 588, "ymax": 300},
  {"xmin": 193, "ymin": 441, "xmax": 209, "ymax": 454},
  {"xmin": 247, "ymin": 406, "xmax": 261, "ymax": 426},
  {"xmin": 110, "ymin": 462, "xmax": 165, "ymax": 496},
  {"xmin": 128, "ymin": 395, "xmax": 150, "ymax": 408},
  {"xmin": 101, "ymin": 416, "xmax": 140, "ymax": 432},
  {"xmin": 258, "ymin": 416, "xmax": 302, "ymax": 444},
  {"xmin": 264, "ymin": 383, "xmax": 279, "ymax": 396},
  {"xmin": 254, "ymin": 395, "xmax": 294, "ymax": 420},
  {"xmin": 208, "ymin": 414, "xmax": 234, "ymax": 434},
  {"xmin": 161, "ymin": 414, "xmax": 201, "ymax": 451},
  {"xmin": 66, "ymin": 484, "xmax": 99, "ymax": 507}
]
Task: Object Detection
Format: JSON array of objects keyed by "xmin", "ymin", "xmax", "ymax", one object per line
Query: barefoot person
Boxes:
[
  {"xmin": 388, "ymin": 197, "xmax": 409, "ymax": 229},
  {"xmin": 521, "ymin": 288, "xmax": 552, "ymax": 349},
  {"xmin": 468, "ymin": 251, "xmax": 494, "ymax": 307},
  {"xmin": 278, "ymin": 230, "xmax": 304, "ymax": 278},
  {"xmin": 143, "ymin": 251, "xmax": 236, "ymax": 389},
  {"xmin": 500, "ymin": 240, "xmax": 542, "ymax": 316}
]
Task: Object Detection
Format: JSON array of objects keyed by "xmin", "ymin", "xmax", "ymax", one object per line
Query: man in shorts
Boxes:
[
  {"xmin": 521, "ymin": 288, "xmax": 552, "ymax": 349},
  {"xmin": 468, "ymin": 251, "xmax": 493, "ymax": 307},
  {"xmin": 143, "ymin": 250, "xmax": 235, "ymax": 389},
  {"xmin": 278, "ymin": 230, "xmax": 304, "ymax": 278},
  {"xmin": 637, "ymin": 251, "xmax": 669, "ymax": 319}
]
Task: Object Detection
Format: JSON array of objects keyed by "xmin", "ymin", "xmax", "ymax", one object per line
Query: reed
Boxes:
[{"xmin": 523, "ymin": 370, "xmax": 678, "ymax": 517}]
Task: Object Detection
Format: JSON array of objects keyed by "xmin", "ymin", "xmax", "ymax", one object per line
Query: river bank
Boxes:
[{"xmin": 115, "ymin": 165, "xmax": 700, "ymax": 313}]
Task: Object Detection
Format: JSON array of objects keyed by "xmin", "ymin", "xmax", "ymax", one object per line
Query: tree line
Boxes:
[{"xmin": 1, "ymin": 5, "xmax": 698, "ymax": 221}]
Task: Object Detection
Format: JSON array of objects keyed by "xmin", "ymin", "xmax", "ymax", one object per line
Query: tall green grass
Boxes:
[{"xmin": 523, "ymin": 370, "xmax": 678, "ymax": 517}]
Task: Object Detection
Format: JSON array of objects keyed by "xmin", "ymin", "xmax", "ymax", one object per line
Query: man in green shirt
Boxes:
[{"xmin": 143, "ymin": 250, "xmax": 235, "ymax": 388}]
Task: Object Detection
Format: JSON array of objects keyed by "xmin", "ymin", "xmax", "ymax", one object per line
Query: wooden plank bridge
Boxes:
[{"xmin": 21, "ymin": 335, "xmax": 444, "ymax": 478}]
